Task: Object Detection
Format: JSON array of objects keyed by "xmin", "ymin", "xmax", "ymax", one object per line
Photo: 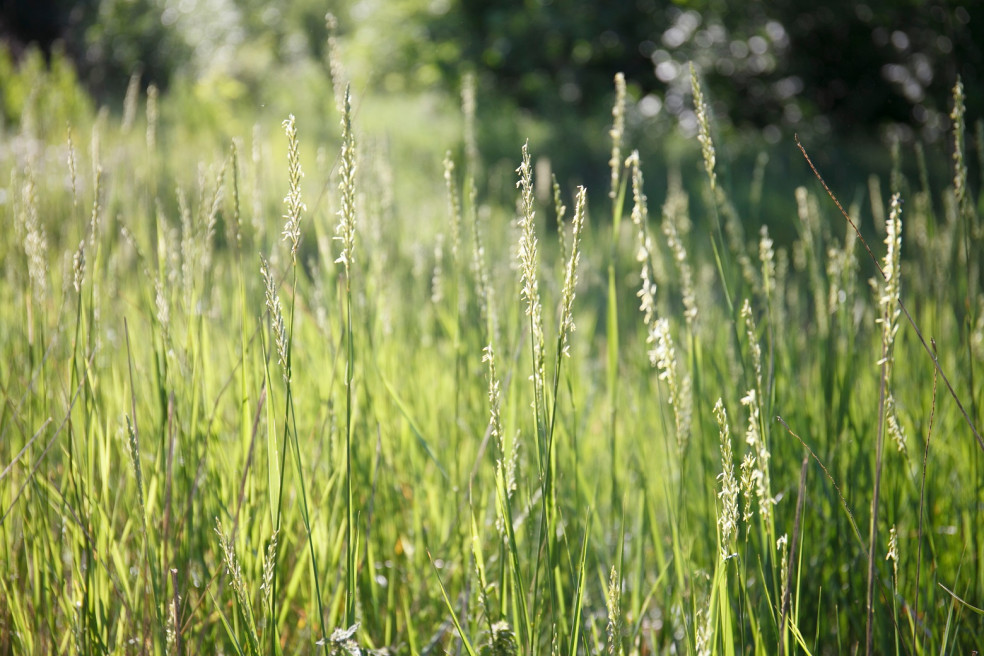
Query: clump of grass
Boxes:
[{"xmin": 3, "ymin": 55, "xmax": 984, "ymax": 656}]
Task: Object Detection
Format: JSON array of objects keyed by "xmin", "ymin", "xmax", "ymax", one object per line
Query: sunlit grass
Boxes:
[{"xmin": 0, "ymin": 64, "xmax": 982, "ymax": 656}]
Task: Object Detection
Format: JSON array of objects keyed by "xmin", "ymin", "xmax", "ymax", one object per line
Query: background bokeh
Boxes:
[{"xmin": 1, "ymin": 0, "xmax": 981, "ymax": 205}]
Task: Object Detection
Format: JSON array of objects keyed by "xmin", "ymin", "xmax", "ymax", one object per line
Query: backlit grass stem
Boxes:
[
  {"xmin": 607, "ymin": 72, "xmax": 628, "ymax": 514},
  {"xmin": 337, "ymin": 84, "xmax": 359, "ymax": 629}
]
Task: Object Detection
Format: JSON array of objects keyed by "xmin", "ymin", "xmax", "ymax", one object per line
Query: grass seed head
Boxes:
[
  {"xmin": 336, "ymin": 86, "xmax": 357, "ymax": 275},
  {"xmin": 325, "ymin": 13, "xmax": 348, "ymax": 114},
  {"xmin": 146, "ymin": 83, "xmax": 158, "ymax": 151},
  {"xmin": 22, "ymin": 169, "xmax": 47, "ymax": 303},
  {"xmin": 605, "ymin": 565, "xmax": 622, "ymax": 656},
  {"xmin": 741, "ymin": 389, "xmax": 772, "ymax": 518},
  {"xmin": 483, "ymin": 343, "xmax": 515, "ymax": 499},
  {"xmin": 740, "ymin": 452, "xmax": 756, "ymax": 523},
  {"xmin": 516, "ymin": 141, "xmax": 546, "ymax": 393},
  {"xmin": 886, "ymin": 394, "xmax": 907, "ymax": 453},
  {"xmin": 650, "ymin": 318, "xmax": 692, "ymax": 447},
  {"xmin": 67, "ymin": 127, "xmax": 78, "ymax": 208},
  {"xmin": 462, "ymin": 72, "xmax": 478, "ymax": 173},
  {"xmin": 609, "ymin": 72, "xmax": 626, "ymax": 200},
  {"xmin": 281, "ymin": 114, "xmax": 305, "ymax": 261},
  {"xmin": 629, "ymin": 151, "xmax": 658, "ymax": 328},
  {"xmin": 121, "ymin": 72, "xmax": 140, "ymax": 133},
  {"xmin": 876, "ymin": 193, "xmax": 903, "ymax": 374},
  {"xmin": 695, "ymin": 607, "xmax": 712, "ymax": 656},
  {"xmin": 260, "ymin": 529, "xmax": 279, "ymax": 609},
  {"xmin": 951, "ymin": 78, "xmax": 967, "ymax": 208},
  {"xmin": 690, "ymin": 63, "xmax": 716, "ymax": 191},
  {"xmin": 318, "ymin": 622, "xmax": 362, "ymax": 655},
  {"xmin": 72, "ymin": 240, "xmax": 85, "ymax": 294},
  {"xmin": 443, "ymin": 152, "xmax": 462, "ymax": 264},
  {"xmin": 715, "ymin": 398, "xmax": 739, "ymax": 558},
  {"xmin": 886, "ymin": 525, "xmax": 899, "ymax": 581},
  {"xmin": 482, "ymin": 620, "xmax": 518, "ymax": 656},
  {"xmin": 663, "ymin": 198, "xmax": 697, "ymax": 331},
  {"xmin": 559, "ymin": 186, "xmax": 587, "ymax": 357},
  {"xmin": 261, "ymin": 256, "xmax": 290, "ymax": 383},
  {"xmin": 777, "ymin": 533, "xmax": 789, "ymax": 618},
  {"xmin": 741, "ymin": 299, "xmax": 763, "ymax": 395},
  {"xmin": 759, "ymin": 225, "xmax": 775, "ymax": 300},
  {"xmin": 431, "ymin": 233, "xmax": 445, "ymax": 305}
]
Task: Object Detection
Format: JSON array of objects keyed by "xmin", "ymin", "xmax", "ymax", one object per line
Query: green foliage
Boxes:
[
  {"xmin": 0, "ymin": 43, "xmax": 92, "ymax": 131},
  {"xmin": 422, "ymin": 0, "xmax": 981, "ymax": 139},
  {"xmin": 80, "ymin": 0, "xmax": 193, "ymax": 96}
]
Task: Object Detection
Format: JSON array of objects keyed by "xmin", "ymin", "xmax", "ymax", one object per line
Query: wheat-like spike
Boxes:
[
  {"xmin": 886, "ymin": 525, "xmax": 899, "ymax": 581},
  {"xmin": 715, "ymin": 399, "xmax": 739, "ymax": 559},
  {"xmin": 72, "ymin": 241, "xmax": 85, "ymax": 295},
  {"xmin": 281, "ymin": 114, "xmax": 305, "ymax": 261},
  {"xmin": 759, "ymin": 225, "xmax": 776, "ymax": 302},
  {"xmin": 876, "ymin": 193, "xmax": 903, "ymax": 373},
  {"xmin": 21, "ymin": 167, "xmax": 47, "ymax": 304},
  {"xmin": 487, "ymin": 620, "xmax": 518, "ymax": 656},
  {"xmin": 462, "ymin": 72, "xmax": 478, "ymax": 175},
  {"xmin": 325, "ymin": 13, "xmax": 348, "ymax": 115},
  {"xmin": 443, "ymin": 151, "xmax": 462, "ymax": 266},
  {"xmin": 662, "ymin": 194, "xmax": 697, "ymax": 332},
  {"xmin": 260, "ymin": 530, "xmax": 279, "ymax": 609},
  {"xmin": 605, "ymin": 565, "xmax": 621, "ymax": 656},
  {"xmin": 261, "ymin": 256, "xmax": 290, "ymax": 383},
  {"xmin": 609, "ymin": 72, "xmax": 626, "ymax": 200},
  {"xmin": 431, "ymin": 233, "xmax": 445, "ymax": 305},
  {"xmin": 627, "ymin": 152, "xmax": 657, "ymax": 323},
  {"xmin": 483, "ymin": 343, "xmax": 515, "ymax": 500},
  {"xmin": 690, "ymin": 63, "xmax": 716, "ymax": 191},
  {"xmin": 695, "ymin": 605, "xmax": 712, "ymax": 656},
  {"xmin": 67, "ymin": 127, "xmax": 79, "ymax": 210},
  {"xmin": 777, "ymin": 532, "xmax": 790, "ymax": 646},
  {"xmin": 741, "ymin": 299, "xmax": 763, "ymax": 397},
  {"xmin": 739, "ymin": 452, "xmax": 756, "ymax": 523},
  {"xmin": 336, "ymin": 86, "xmax": 357, "ymax": 275},
  {"xmin": 121, "ymin": 72, "xmax": 140, "ymax": 133},
  {"xmin": 558, "ymin": 186, "xmax": 586, "ymax": 358},
  {"xmin": 650, "ymin": 318, "xmax": 691, "ymax": 448},
  {"xmin": 741, "ymin": 389, "xmax": 772, "ymax": 521},
  {"xmin": 516, "ymin": 141, "xmax": 545, "ymax": 397},
  {"xmin": 215, "ymin": 519, "xmax": 261, "ymax": 656},
  {"xmin": 885, "ymin": 394, "xmax": 907, "ymax": 454},
  {"xmin": 146, "ymin": 83, "xmax": 158, "ymax": 151},
  {"xmin": 951, "ymin": 78, "xmax": 967, "ymax": 210}
]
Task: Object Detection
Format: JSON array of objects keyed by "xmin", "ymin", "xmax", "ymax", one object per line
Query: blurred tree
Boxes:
[
  {"xmin": 0, "ymin": 0, "xmax": 979, "ymax": 149},
  {"xmin": 421, "ymin": 0, "xmax": 982, "ymax": 144},
  {"xmin": 0, "ymin": 0, "xmax": 75, "ymax": 57},
  {"xmin": 80, "ymin": 0, "xmax": 194, "ymax": 98}
]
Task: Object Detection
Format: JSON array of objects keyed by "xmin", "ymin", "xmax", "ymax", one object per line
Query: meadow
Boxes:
[{"xmin": 1, "ymin": 55, "xmax": 983, "ymax": 655}]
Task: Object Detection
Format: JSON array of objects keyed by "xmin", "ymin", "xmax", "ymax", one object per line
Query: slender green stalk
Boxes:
[
  {"xmin": 268, "ymin": 114, "xmax": 329, "ymax": 653},
  {"xmin": 607, "ymin": 72, "xmax": 627, "ymax": 514},
  {"xmin": 866, "ymin": 193, "xmax": 903, "ymax": 656},
  {"xmin": 336, "ymin": 85, "xmax": 359, "ymax": 629},
  {"xmin": 515, "ymin": 140, "xmax": 552, "ymax": 649}
]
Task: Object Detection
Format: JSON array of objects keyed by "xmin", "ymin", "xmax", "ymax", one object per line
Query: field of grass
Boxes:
[{"xmin": 1, "ymin": 61, "xmax": 983, "ymax": 655}]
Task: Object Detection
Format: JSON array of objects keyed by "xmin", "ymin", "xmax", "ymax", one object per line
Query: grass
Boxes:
[{"xmin": 0, "ymin": 60, "xmax": 983, "ymax": 656}]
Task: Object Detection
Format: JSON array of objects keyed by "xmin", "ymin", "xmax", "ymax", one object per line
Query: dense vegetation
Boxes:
[
  {"xmin": 1, "ymin": 41, "xmax": 984, "ymax": 656},
  {"xmin": 3, "ymin": 0, "xmax": 982, "ymax": 187}
]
